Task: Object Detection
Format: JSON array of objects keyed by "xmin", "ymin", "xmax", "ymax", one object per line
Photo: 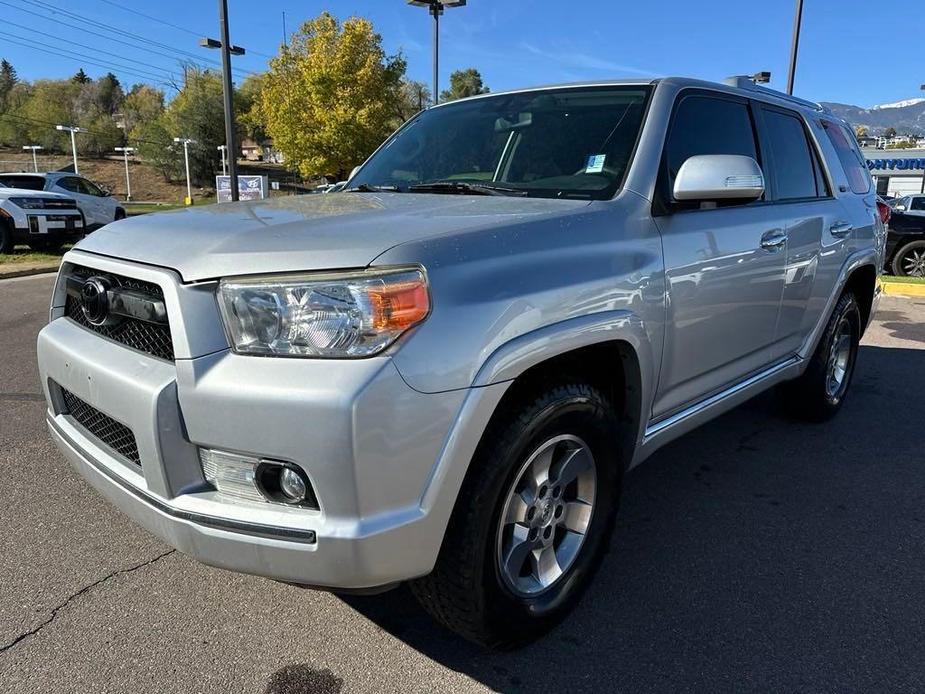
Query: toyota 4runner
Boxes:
[{"xmin": 37, "ymin": 77, "xmax": 884, "ymax": 647}]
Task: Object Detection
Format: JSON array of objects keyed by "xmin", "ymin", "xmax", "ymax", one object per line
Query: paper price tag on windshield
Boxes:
[{"xmin": 585, "ymin": 154, "xmax": 606, "ymax": 174}]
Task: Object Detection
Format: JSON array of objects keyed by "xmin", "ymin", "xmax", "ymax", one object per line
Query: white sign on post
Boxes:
[{"xmin": 216, "ymin": 175, "xmax": 268, "ymax": 203}]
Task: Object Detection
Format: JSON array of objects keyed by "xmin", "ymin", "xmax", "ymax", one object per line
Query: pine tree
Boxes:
[
  {"xmin": 73, "ymin": 68, "xmax": 91, "ymax": 84},
  {"xmin": 0, "ymin": 59, "xmax": 18, "ymax": 108}
]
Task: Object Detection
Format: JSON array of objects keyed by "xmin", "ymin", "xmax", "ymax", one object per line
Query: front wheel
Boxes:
[
  {"xmin": 892, "ymin": 240, "xmax": 925, "ymax": 277},
  {"xmin": 779, "ymin": 291, "xmax": 861, "ymax": 421},
  {"xmin": 0, "ymin": 221, "xmax": 14, "ymax": 254},
  {"xmin": 410, "ymin": 382, "xmax": 623, "ymax": 648}
]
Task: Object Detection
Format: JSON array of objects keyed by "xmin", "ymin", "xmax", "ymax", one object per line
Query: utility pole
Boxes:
[
  {"xmin": 408, "ymin": 1, "xmax": 467, "ymax": 105},
  {"xmin": 200, "ymin": 1, "xmax": 246, "ymax": 202},
  {"xmin": 218, "ymin": 145, "xmax": 228, "ymax": 175},
  {"xmin": 920, "ymin": 84, "xmax": 924, "ymax": 194},
  {"xmin": 114, "ymin": 146, "xmax": 135, "ymax": 201},
  {"xmin": 22, "ymin": 145, "xmax": 42, "ymax": 172},
  {"xmin": 786, "ymin": 0, "xmax": 804, "ymax": 95},
  {"xmin": 174, "ymin": 138, "xmax": 196, "ymax": 205},
  {"xmin": 56, "ymin": 125, "xmax": 86, "ymax": 174}
]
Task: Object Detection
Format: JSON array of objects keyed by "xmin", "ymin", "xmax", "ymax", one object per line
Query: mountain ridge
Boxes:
[{"xmin": 821, "ymin": 99, "xmax": 925, "ymax": 135}]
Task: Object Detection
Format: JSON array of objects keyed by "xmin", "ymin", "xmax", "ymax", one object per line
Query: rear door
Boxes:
[
  {"xmin": 651, "ymin": 91, "xmax": 790, "ymax": 418},
  {"xmin": 52, "ymin": 176, "xmax": 100, "ymax": 226},
  {"xmin": 754, "ymin": 104, "xmax": 843, "ymax": 359}
]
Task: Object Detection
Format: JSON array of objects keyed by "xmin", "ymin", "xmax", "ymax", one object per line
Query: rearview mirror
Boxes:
[
  {"xmin": 494, "ymin": 112, "xmax": 533, "ymax": 132},
  {"xmin": 673, "ymin": 154, "xmax": 765, "ymax": 202}
]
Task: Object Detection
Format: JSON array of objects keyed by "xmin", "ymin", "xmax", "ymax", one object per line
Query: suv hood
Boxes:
[
  {"xmin": 75, "ymin": 193, "xmax": 590, "ymax": 282},
  {"xmin": 0, "ymin": 186, "xmax": 69, "ymax": 199}
]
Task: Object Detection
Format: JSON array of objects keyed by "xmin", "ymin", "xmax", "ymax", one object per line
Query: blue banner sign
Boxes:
[{"xmin": 866, "ymin": 158, "xmax": 925, "ymax": 171}]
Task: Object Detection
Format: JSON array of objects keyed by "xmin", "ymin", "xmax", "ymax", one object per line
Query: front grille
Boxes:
[
  {"xmin": 37, "ymin": 198, "xmax": 79, "ymax": 210},
  {"xmin": 63, "ymin": 264, "xmax": 174, "ymax": 361},
  {"xmin": 60, "ymin": 387, "xmax": 141, "ymax": 467}
]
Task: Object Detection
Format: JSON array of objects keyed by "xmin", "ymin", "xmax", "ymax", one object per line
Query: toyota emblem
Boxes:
[{"xmin": 80, "ymin": 276, "xmax": 113, "ymax": 326}]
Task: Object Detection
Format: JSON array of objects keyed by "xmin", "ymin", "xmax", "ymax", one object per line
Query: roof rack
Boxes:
[{"xmin": 723, "ymin": 75, "xmax": 824, "ymax": 112}]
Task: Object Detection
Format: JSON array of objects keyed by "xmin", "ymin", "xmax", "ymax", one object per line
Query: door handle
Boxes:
[
  {"xmin": 760, "ymin": 230, "xmax": 787, "ymax": 250},
  {"xmin": 830, "ymin": 221, "xmax": 854, "ymax": 237}
]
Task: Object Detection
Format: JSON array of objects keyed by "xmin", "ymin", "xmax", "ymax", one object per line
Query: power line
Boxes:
[
  {"xmin": 0, "ymin": 31, "xmax": 179, "ymax": 87},
  {"xmin": 1, "ymin": 18, "xmax": 182, "ymax": 79},
  {"xmin": 3, "ymin": 0, "xmax": 255, "ymax": 78}
]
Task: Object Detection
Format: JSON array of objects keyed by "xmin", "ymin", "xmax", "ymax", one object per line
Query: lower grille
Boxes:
[{"xmin": 60, "ymin": 387, "xmax": 141, "ymax": 467}]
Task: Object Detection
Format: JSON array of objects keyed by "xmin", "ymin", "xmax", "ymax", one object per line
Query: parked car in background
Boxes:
[
  {"xmin": 0, "ymin": 180, "xmax": 84, "ymax": 253},
  {"xmin": 0, "ymin": 172, "xmax": 124, "ymax": 230},
  {"xmin": 38, "ymin": 76, "xmax": 882, "ymax": 647},
  {"xmin": 885, "ymin": 194, "xmax": 925, "ymax": 276}
]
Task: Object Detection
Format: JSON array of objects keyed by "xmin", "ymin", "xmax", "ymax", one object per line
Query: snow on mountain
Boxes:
[{"xmin": 871, "ymin": 98, "xmax": 925, "ymax": 111}]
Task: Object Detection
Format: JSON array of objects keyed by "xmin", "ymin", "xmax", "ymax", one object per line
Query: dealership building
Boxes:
[{"xmin": 861, "ymin": 149, "xmax": 925, "ymax": 197}]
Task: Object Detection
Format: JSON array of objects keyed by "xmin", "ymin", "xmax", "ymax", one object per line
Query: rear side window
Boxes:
[
  {"xmin": 663, "ymin": 94, "xmax": 759, "ymax": 207},
  {"xmin": 821, "ymin": 120, "xmax": 871, "ymax": 194},
  {"xmin": 761, "ymin": 108, "xmax": 827, "ymax": 200},
  {"xmin": 911, "ymin": 197, "xmax": 925, "ymax": 211},
  {"xmin": 0, "ymin": 175, "xmax": 44, "ymax": 190}
]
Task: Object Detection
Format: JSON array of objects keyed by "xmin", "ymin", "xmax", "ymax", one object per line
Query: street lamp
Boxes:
[
  {"xmin": 407, "ymin": 0, "xmax": 467, "ymax": 105},
  {"xmin": 56, "ymin": 125, "xmax": 86, "ymax": 174},
  {"xmin": 200, "ymin": 0, "xmax": 246, "ymax": 201},
  {"xmin": 173, "ymin": 137, "xmax": 197, "ymax": 205},
  {"xmin": 22, "ymin": 145, "xmax": 42, "ymax": 173},
  {"xmin": 114, "ymin": 146, "xmax": 136, "ymax": 201},
  {"xmin": 217, "ymin": 144, "xmax": 228, "ymax": 176},
  {"xmin": 786, "ymin": 0, "xmax": 804, "ymax": 95}
]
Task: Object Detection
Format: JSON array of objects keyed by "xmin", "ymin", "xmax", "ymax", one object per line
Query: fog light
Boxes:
[
  {"xmin": 279, "ymin": 467, "xmax": 307, "ymax": 502},
  {"xmin": 255, "ymin": 461, "xmax": 317, "ymax": 508}
]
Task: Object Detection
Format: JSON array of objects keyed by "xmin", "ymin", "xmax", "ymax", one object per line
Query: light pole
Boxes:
[
  {"xmin": 56, "ymin": 125, "xmax": 86, "ymax": 174},
  {"xmin": 407, "ymin": 0, "xmax": 467, "ymax": 105},
  {"xmin": 218, "ymin": 144, "xmax": 228, "ymax": 176},
  {"xmin": 22, "ymin": 145, "xmax": 42, "ymax": 172},
  {"xmin": 115, "ymin": 146, "xmax": 136, "ymax": 201},
  {"xmin": 200, "ymin": 0, "xmax": 246, "ymax": 201},
  {"xmin": 920, "ymin": 84, "xmax": 924, "ymax": 194},
  {"xmin": 786, "ymin": 0, "xmax": 804, "ymax": 95},
  {"xmin": 174, "ymin": 138, "xmax": 197, "ymax": 205}
]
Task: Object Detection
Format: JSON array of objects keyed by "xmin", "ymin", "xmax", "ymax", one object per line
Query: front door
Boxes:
[{"xmin": 651, "ymin": 91, "xmax": 787, "ymax": 418}]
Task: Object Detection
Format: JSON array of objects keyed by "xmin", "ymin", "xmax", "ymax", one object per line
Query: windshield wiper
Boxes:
[
  {"xmin": 343, "ymin": 183, "xmax": 401, "ymax": 193},
  {"xmin": 408, "ymin": 181, "xmax": 528, "ymax": 197}
]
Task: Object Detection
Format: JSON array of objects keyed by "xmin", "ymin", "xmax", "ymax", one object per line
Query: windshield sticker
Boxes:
[{"xmin": 585, "ymin": 154, "xmax": 606, "ymax": 174}]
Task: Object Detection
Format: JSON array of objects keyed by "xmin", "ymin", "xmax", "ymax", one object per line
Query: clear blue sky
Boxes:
[{"xmin": 1, "ymin": 0, "xmax": 921, "ymax": 108}]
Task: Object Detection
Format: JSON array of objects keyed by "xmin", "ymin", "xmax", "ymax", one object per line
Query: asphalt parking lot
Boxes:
[{"xmin": 1, "ymin": 273, "xmax": 924, "ymax": 693}]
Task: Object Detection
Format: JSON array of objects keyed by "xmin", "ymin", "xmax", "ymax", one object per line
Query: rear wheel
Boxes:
[
  {"xmin": 410, "ymin": 381, "xmax": 623, "ymax": 648},
  {"xmin": 0, "ymin": 220, "xmax": 14, "ymax": 254},
  {"xmin": 892, "ymin": 240, "xmax": 925, "ymax": 277},
  {"xmin": 779, "ymin": 291, "xmax": 860, "ymax": 421}
]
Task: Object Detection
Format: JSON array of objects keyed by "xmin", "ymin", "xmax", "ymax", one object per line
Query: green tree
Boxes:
[
  {"xmin": 19, "ymin": 80, "xmax": 82, "ymax": 151},
  {"xmin": 394, "ymin": 78, "xmax": 432, "ymax": 122},
  {"xmin": 236, "ymin": 72, "xmax": 268, "ymax": 142},
  {"xmin": 73, "ymin": 68, "xmax": 91, "ymax": 84},
  {"xmin": 260, "ymin": 12, "xmax": 406, "ymax": 178},
  {"xmin": 439, "ymin": 68, "xmax": 489, "ymax": 103},
  {"xmin": 0, "ymin": 81, "xmax": 31, "ymax": 147},
  {"xmin": 0, "ymin": 58, "xmax": 18, "ymax": 109},
  {"xmin": 884, "ymin": 127, "xmax": 897, "ymax": 139},
  {"xmin": 122, "ymin": 84, "xmax": 165, "ymax": 135}
]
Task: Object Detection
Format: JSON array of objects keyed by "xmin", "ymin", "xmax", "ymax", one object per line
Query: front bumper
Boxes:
[
  {"xmin": 10, "ymin": 210, "xmax": 84, "ymax": 240},
  {"xmin": 37, "ymin": 252, "xmax": 502, "ymax": 589}
]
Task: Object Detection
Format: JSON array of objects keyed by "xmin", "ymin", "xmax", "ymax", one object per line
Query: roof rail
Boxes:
[{"xmin": 723, "ymin": 75, "xmax": 823, "ymax": 112}]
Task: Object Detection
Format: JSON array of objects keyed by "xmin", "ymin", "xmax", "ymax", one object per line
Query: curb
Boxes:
[
  {"xmin": 0, "ymin": 263, "xmax": 60, "ymax": 280},
  {"xmin": 882, "ymin": 281, "xmax": 925, "ymax": 297}
]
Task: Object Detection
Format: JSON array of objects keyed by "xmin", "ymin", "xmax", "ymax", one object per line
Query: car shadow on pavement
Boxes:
[{"xmin": 341, "ymin": 345, "xmax": 925, "ymax": 693}]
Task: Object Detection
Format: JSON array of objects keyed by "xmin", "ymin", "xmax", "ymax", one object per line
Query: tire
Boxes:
[
  {"xmin": 410, "ymin": 381, "xmax": 624, "ymax": 648},
  {"xmin": 0, "ymin": 220, "xmax": 14, "ymax": 254},
  {"xmin": 891, "ymin": 240, "xmax": 925, "ymax": 277},
  {"xmin": 779, "ymin": 291, "xmax": 861, "ymax": 422}
]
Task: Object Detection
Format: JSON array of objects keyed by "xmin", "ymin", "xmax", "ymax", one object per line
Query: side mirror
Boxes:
[
  {"xmin": 895, "ymin": 205, "xmax": 906, "ymax": 212},
  {"xmin": 673, "ymin": 154, "xmax": 765, "ymax": 202}
]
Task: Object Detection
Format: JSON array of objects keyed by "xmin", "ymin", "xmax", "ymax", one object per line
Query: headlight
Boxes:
[
  {"xmin": 217, "ymin": 267, "xmax": 430, "ymax": 357},
  {"xmin": 8, "ymin": 197, "xmax": 49, "ymax": 209}
]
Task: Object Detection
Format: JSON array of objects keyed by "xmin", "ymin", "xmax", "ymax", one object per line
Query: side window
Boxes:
[
  {"xmin": 56, "ymin": 177, "xmax": 80, "ymax": 193},
  {"xmin": 911, "ymin": 197, "xmax": 925, "ymax": 211},
  {"xmin": 821, "ymin": 120, "xmax": 871, "ymax": 194},
  {"xmin": 78, "ymin": 178, "xmax": 104, "ymax": 196},
  {"xmin": 663, "ymin": 94, "xmax": 759, "ymax": 208},
  {"xmin": 761, "ymin": 108, "xmax": 826, "ymax": 200}
]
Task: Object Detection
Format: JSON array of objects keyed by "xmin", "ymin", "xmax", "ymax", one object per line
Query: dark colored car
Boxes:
[{"xmin": 886, "ymin": 194, "xmax": 925, "ymax": 277}]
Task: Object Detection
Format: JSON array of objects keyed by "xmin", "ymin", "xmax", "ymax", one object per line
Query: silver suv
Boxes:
[{"xmin": 37, "ymin": 77, "xmax": 883, "ymax": 647}]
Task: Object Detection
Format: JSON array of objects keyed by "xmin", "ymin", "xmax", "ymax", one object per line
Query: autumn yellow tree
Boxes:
[{"xmin": 259, "ymin": 12, "xmax": 406, "ymax": 179}]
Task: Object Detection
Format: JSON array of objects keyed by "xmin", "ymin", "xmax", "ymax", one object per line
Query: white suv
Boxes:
[
  {"xmin": 0, "ymin": 181, "xmax": 84, "ymax": 252},
  {"xmin": 0, "ymin": 172, "xmax": 124, "ymax": 230}
]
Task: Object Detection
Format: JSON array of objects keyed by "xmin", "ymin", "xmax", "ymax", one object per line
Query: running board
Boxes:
[{"xmin": 643, "ymin": 356, "xmax": 802, "ymax": 443}]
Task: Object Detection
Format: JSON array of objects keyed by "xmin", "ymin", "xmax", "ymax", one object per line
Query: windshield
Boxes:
[{"xmin": 350, "ymin": 85, "xmax": 651, "ymax": 200}]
